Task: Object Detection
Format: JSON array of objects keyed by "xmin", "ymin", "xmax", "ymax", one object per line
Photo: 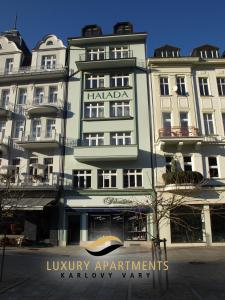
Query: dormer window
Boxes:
[
  {"xmin": 200, "ymin": 50, "xmax": 219, "ymax": 59},
  {"xmin": 82, "ymin": 25, "xmax": 102, "ymax": 37},
  {"xmin": 161, "ymin": 50, "xmax": 179, "ymax": 58},
  {"xmin": 5, "ymin": 58, "xmax": 14, "ymax": 74},
  {"xmin": 46, "ymin": 40, "xmax": 53, "ymax": 46},
  {"xmin": 41, "ymin": 55, "xmax": 56, "ymax": 70},
  {"xmin": 113, "ymin": 22, "xmax": 133, "ymax": 35}
]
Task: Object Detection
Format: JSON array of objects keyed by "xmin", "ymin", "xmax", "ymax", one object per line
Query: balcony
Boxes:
[
  {"xmin": 0, "ymin": 65, "xmax": 67, "ymax": 82},
  {"xmin": 76, "ymin": 51, "xmax": 136, "ymax": 70},
  {"xmin": 162, "ymin": 171, "xmax": 204, "ymax": 192},
  {"xmin": 0, "ymin": 172, "xmax": 59, "ymax": 190},
  {"xmin": 26, "ymin": 97, "xmax": 63, "ymax": 116},
  {"xmin": 158, "ymin": 127, "xmax": 203, "ymax": 150},
  {"xmin": 16, "ymin": 130, "xmax": 62, "ymax": 149},
  {"xmin": 73, "ymin": 140, "xmax": 138, "ymax": 161}
]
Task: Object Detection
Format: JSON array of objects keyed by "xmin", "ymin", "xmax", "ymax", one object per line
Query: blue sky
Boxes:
[{"xmin": 0, "ymin": 0, "xmax": 225, "ymax": 56}]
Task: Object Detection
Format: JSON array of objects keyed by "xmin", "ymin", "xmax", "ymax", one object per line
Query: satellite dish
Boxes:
[{"xmin": 173, "ymin": 85, "xmax": 178, "ymax": 92}]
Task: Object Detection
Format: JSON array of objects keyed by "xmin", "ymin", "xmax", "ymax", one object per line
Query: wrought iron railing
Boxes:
[
  {"xmin": 159, "ymin": 127, "xmax": 200, "ymax": 138},
  {"xmin": 79, "ymin": 50, "xmax": 134, "ymax": 62}
]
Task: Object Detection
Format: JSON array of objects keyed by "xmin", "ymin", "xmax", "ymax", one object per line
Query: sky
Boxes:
[{"xmin": 0, "ymin": 0, "xmax": 225, "ymax": 56}]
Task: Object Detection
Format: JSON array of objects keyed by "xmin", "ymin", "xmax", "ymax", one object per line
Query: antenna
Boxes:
[{"xmin": 14, "ymin": 13, "xmax": 18, "ymax": 29}]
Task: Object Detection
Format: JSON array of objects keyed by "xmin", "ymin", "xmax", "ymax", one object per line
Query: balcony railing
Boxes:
[
  {"xmin": 19, "ymin": 130, "xmax": 61, "ymax": 143},
  {"xmin": 0, "ymin": 173, "xmax": 59, "ymax": 187},
  {"xmin": 159, "ymin": 127, "xmax": 200, "ymax": 138},
  {"xmin": 79, "ymin": 50, "xmax": 134, "ymax": 62},
  {"xmin": 26, "ymin": 97, "xmax": 63, "ymax": 109},
  {"xmin": 0, "ymin": 65, "xmax": 66, "ymax": 77}
]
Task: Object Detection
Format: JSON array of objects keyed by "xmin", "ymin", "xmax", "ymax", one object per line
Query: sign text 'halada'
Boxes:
[{"xmin": 87, "ymin": 90, "xmax": 129, "ymax": 100}]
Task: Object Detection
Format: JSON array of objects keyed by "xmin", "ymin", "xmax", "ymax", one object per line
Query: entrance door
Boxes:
[{"xmin": 68, "ymin": 215, "xmax": 80, "ymax": 245}]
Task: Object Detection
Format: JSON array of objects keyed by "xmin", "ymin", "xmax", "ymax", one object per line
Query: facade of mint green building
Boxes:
[{"xmin": 59, "ymin": 23, "xmax": 153, "ymax": 246}]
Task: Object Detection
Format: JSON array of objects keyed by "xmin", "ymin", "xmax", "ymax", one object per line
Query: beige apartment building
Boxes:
[
  {"xmin": 149, "ymin": 44, "xmax": 225, "ymax": 246},
  {"xmin": 0, "ymin": 29, "xmax": 66, "ymax": 245}
]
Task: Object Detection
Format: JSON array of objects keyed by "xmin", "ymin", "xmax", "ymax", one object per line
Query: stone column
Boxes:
[
  {"xmin": 202, "ymin": 204, "xmax": 212, "ymax": 245},
  {"xmin": 58, "ymin": 197, "xmax": 67, "ymax": 247},
  {"xmin": 80, "ymin": 213, "xmax": 88, "ymax": 242}
]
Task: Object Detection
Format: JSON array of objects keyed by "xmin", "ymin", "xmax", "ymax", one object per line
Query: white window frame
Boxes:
[
  {"xmin": 208, "ymin": 157, "xmax": 219, "ymax": 178},
  {"xmin": 217, "ymin": 78, "xmax": 225, "ymax": 96},
  {"xmin": 199, "ymin": 77, "xmax": 210, "ymax": 96},
  {"xmin": 123, "ymin": 169, "xmax": 143, "ymax": 188},
  {"xmin": 83, "ymin": 133, "xmax": 104, "ymax": 146},
  {"xmin": 34, "ymin": 87, "xmax": 44, "ymax": 104},
  {"xmin": 203, "ymin": 113, "xmax": 214, "ymax": 135},
  {"xmin": 84, "ymin": 102, "xmax": 104, "ymax": 118},
  {"xmin": 98, "ymin": 170, "xmax": 117, "ymax": 188},
  {"xmin": 110, "ymin": 46, "xmax": 129, "ymax": 59},
  {"xmin": 110, "ymin": 73, "xmax": 129, "ymax": 87},
  {"xmin": 87, "ymin": 48, "xmax": 105, "ymax": 61},
  {"xmin": 85, "ymin": 74, "xmax": 105, "ymax": 89},
  {"xmin": 176, "ymin": 76, "xmax": 186, "ymax": 95},
  {"xmin": 110, "ymin": 132, "xmax": 132, "ymax": 145},
  {"xmin": 160, "ymin": 77, "xmax": 169, "ymax": 96},
  {"xmin": 5, "ymin": 58, "xmax": 13, "ymax": 73},
  {"xmin": 49, "ymin": 86, "xmax": 58, "ymax": 103},
  {"xmin": 14, "ymin": 120, "xmax": 24, "ymax": 139},
  {"xmin": 46, "ymin": 119, "xmax": 56, "ymax": 138},
  {"xmin": 31, "ymin": 119, "xmax": 41, "ymax": 138},
  {"xmin": 110, "ymin": 101, "xmax": 130, "ymax": 117},
  {"xmin": 73, "ymin": 170, "xmax": 92, "ymax": 188},
  {"xmin": 180, "ymin": 112, "xmax": 189, "ymax": 128},
  {"xmin": 41, "ymin": 55, "xmax": 56, "ymax": 70}
]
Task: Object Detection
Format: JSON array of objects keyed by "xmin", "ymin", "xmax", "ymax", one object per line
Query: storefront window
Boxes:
[
  {"xmin": 210, "ymin": 205, "xmax": 225, "ymax": 242},
  {"xmin": 170, "ymin": 206, "xmax": 203, "ymax": 243},
  {"xmin": 88, "ymin": 212, "xmax": 147, "ymax": 241}
]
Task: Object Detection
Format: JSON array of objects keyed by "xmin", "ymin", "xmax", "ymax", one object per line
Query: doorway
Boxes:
[{"xmin": 67, "ymin": 215, "xmax": 80, "ymax": 245}]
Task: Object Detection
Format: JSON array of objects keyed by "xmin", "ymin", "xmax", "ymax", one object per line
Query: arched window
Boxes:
[{"xmin": 46, "ymin": 40, "xmax": 53, "ymax": 46}]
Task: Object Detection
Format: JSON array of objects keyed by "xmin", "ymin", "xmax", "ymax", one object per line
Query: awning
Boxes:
[{"xmin": 2, "ymin": 198, "xmax": 55, "ymax": 211}]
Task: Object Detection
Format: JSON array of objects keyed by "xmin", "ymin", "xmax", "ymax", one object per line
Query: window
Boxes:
[
  {"xmin": 46, "ymin": 40, "xmax": 53, "ymax": 46},
  {"xmin": 203, "ymin": 113, "xmax": 214, "ymax": 135},
  {"xmin": 11, "ymin": 158, "xmax": 20, "ymax": 183},
  {"xmin": 18, "ymin": 88, "xmax": 27, "ymax": 105},
  {"xmin": 123, "ymin": 169, "xmax": 142, "ymax": 188},
  {"xmin": 83, "ymin": 133, "xmax": 104, "ymax": 146},
  {"xmin": 44, "ymin": 157, "xmax": 53, "ymax": 182},
  {"xmin": 0, "ymin": 121, "xmax": 6, "ymax": 136},
  {"xmin": 110, "ymin": 73, "xmax": 129, "ymax": 87},
  {"xmin": 41, "ymin": 55, "xmax": 56, "ymax": 69},
  {"xmin": 184, "ymin": 156, "xmax": 192, "ymax": 171},
  {"xmin": 208, "ymin": 157, "xmax": 219, "ymax": 178},
  {"xmin": 49, "ymin": 86, "xmax": 58, "ymax": 103},
  {"xmin": 98, "ymin": 170, "xmax": 117, "ymax": 188},
  {"xmin": 160, "ymin": 77, "xmax": 169, "ymax": 96},
  {"xmin": 217, "ymin": 78, "xmax": 225, "ymax": 96},
  {"xmin": 110, "ymin": 132, "xmax": 131, "ymax": 145},
  {"xmin": 110, "ymin": 46, "xmax": 129, "ymax": 59},
  {"xmin": 162, "ymin": 112, "xmax": 171, "ymax": 136},
  {"xmin": 14, "ymin": 121, "xmax": 24, "ymax": 138},
  {"xmin": 86, "ymin": 48, "xmax": 105, "ymax": 61},
  {"xmin": 84, "ymin": 102, "xmax": 104, "ymax": 118},
  {"xmin": 110, "ymin": 101, "xmax": 130, "ymax": 117},
  {"xmin": 165, "ymin": 156, "xmax": 172, "ymax": 172},
  {"xmin": 222, "ymin": 113, "xmax": 225, "ymax": 133},
  {"xmin": 199, "ymin": 78, "xmax": 209, "ymax": 96},
  {"xmin": 180, "ymin": 112, "xmax": 189, "ymax": 135},
  {"xmin": 31, "ymin": 120, "xmax": 41, "ymax": 138},
  {"xmin": 1, "ymin": 90, "xmax": 10, "ymax": 109},
  {"xmin": 46, "ymin": 119, "xmax": 56, "ymax": 137},
  {"xmin": 85, "ymin": 74, "xmax": 104, "ymax": 89},
  {"xmin": 34, "ymin": 87, "xmax": 44, "ymax": 104},
  {"xmin": 29, "ymin": 157, "xmax": 38, "ymax": 176},
  {"xmin": 176, "ymin": 77, "xmax": 186, "ymax": 95},
  {"xmin": 200, "ymin": 50, "xmax": 219, "ymax": 59},
  {"xmin": 73, "ymin": 170, "xmax": 91, "ymax": 188},
  {"xmin": 5, "ymin": 58, "xmax": 13, "ymax": 73}
]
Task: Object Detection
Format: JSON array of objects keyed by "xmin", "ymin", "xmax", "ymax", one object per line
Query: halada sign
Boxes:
[{"xmin": 86, "ymin": 90, "xmax": 129, "ymax": 101}]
